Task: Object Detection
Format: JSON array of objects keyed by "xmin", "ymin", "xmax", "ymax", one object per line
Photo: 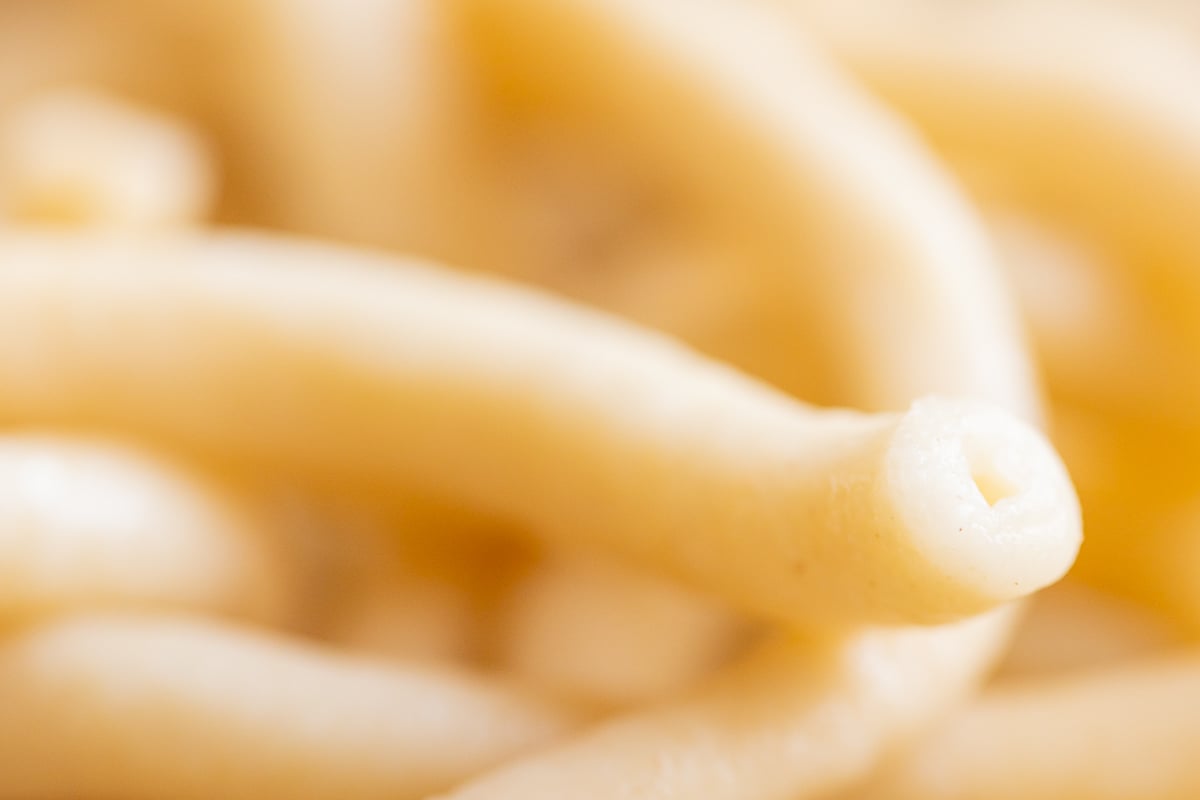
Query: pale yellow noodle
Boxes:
[
  {"xmin": 0, "ymin": 232, "xmax": 1079, "ymax": 627},
  {"xmin": 0, "ymin": 613, "xmax": 580, "ymax": 800},
  {"xmin": 435, "ymin": 609, "xmax": 1015, "ymax": 800},
  {"xmin": 0, "ymin": 434, "xmax": 291, "ymax": 624},
  {"xmin": 449, "ymin": 0, "xmax": 1039, "ymax": 416},
  {"xmin": 785, "ymin": 0, "xmax": 1200, "ymax": 426},
  {"xmin": 0, "ymin": 5, "xmax": 1109, "ymax": 797},
  {"xmin": 126, "ymin": 0, "xmax": 1040, "ymax": 418},
  {"xmin": 850, "ymin": 652, "xmax": 1200, "ymax": 800}
]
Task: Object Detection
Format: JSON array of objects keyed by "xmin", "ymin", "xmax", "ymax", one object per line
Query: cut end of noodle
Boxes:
[{"xmin": 885, "ymin": 397, "xmax": 1082, "ymax": 611}]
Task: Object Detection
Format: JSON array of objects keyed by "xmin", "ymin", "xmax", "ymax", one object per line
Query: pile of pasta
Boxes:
[{"xmin": 0, "ymin": 0, "xmax": 1197, "ymax": 797}]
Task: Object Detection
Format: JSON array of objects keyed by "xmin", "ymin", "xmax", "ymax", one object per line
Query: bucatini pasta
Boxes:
[
  {"xmin": 0, "ymin": 0, "xmax": 1192, "ymax": 797},
  {"xmin": 782, "ymin": 0, "xmax": 1200, "ymax": 622},
  {"xmin": 0, "ymin": 232, "xmax": 1078, "ymax": 627}
]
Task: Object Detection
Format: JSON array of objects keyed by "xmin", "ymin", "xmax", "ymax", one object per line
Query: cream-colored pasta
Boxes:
[
  {"xmin": 436, "ymin": 609, "xmax": 1015, "ymax": 800},
  {"xmin": 784, "ymin": 0, "xmax": 1200, "ymax": 425},
  {"xmin": 0, "ymin": 232, "xmax": 1078, "ymax": 627},
  {"xmin": 127, "ymin": 0, "xmax": 1040, "ymax": 418},
  {"xmin": 0, "ymin": 434, "xmax": 291, "ymax": 624},
  {"xmin": 850, "ymin": 651, "xmax": 1200, "ymax": 800},
  {"xmin": 0, "ymin": 1, "xmax": 1165, "ymax": 796},
  {"xmin": 0, "ymin": 613, "xmax": 581, "ymax": 800},
  {"xmin": 453, "ymin": 0, "xmax": 1041, "ymax": 416}
]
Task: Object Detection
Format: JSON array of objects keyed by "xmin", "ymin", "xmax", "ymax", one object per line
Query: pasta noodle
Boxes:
[
  {"xmin": 436, "ymin": 610, "xmax": 1015, "ymax": 800},
  {"xmin": 0, "ymin": 0, "xmax": 1189, "ymax": 796},
  {"xmin": 128, "ymin": 0, "xmax": 1040, "ymax": 416},
  {"xmin": 449, "ymin": 0, "xmax": 1041, "ymax": 416},
  {"xmin": 0, "ymin": 613, "xmax": 581, "ymax": 800},
  {"xmin": 849, "ymin": 651, "xmax": 1200, "ymax": 800},
  {"xmin": 785, "ymin": 0, "xmax": 1200, "ymax": 422},
  {"xmin": 0, "ymin": 434, "xmax": 292, "ymax": 624},
  {"xmin": 0, "ymin": 232, "xmax": 1079, "ymax": 627},
  {"xmin": 785, "ymin": 0, "xmax": 1200, "ymax": 631}
]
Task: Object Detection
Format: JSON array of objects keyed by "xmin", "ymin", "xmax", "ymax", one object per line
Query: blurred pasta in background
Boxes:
[{"xmin": 0, "ymin": 0, "xmax": 1195, "ymax": 798}]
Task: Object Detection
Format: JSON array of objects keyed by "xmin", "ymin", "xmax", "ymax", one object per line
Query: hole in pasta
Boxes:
[{"xmin": 971, "ymin": 469, "xmax": 1018, "ymax": 507}]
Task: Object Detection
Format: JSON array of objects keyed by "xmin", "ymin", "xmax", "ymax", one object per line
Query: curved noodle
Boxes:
[{"xmin": 0, "ymin": 232, "xmax": 1079, "ymax": 627}]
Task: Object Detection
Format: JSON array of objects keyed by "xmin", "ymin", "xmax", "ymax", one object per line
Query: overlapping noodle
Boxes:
[
  {"xmin": 126, "ymin": 0, "xmax": 1039, "ymax": 417},
  {"xmin": 781, "ymin": 0, "xmax": 1200, "ymax": 624},
  {"xmin": 0, "ymin": 2, "xmax": 1110, "ymax": 798},
  {"xmin": 848, "ymin": 650, "xmax": 1200, "ymax": 800},
  {"xmin": 450, "ymin": 0, "xmax": 1040, "ymax": 417},
  {"xmin": 773, "ymin": 0, "xmax": 1200, "ymax": 439},
  {"xmin": 0, "ymin": 232, "xmax": 1078, "ymax": 628},
  {"xmin": 0, "ymin": 613, "xmax": 581, "ymax": 800},
  {"xmin": 435, "ymin": 609, "xmax": 1015, "ymax": 800},
  {"xmin": 0, "ymin": 434, "xmax": 292, "ymax": 625},
  {"xmin": 92, "ymin": 0, "xmax": 1062, "ymax": 710},
  {"xmin": 784, "ymin": 0, "xmax": 1200, "ymax": 422}
]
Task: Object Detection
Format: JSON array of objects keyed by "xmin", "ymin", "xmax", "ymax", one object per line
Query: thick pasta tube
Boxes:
[
  {"xmin": 129, "ymin": 0, "xmax": 1039, "ymax": 416},
  {"xmin": 0, "ymin": 613, "xmax": 580, "ymax": 800},
  {"xmin": 0, "ymin": 89, "xmax": 213, "ymax": 227},
  {"xmin": 850, "ymin": 653, "xmax": 1200, "ymax": 800},
  {"xmin": 785, "ymin": 0, "xmax": 1200, "ymax": 425},
  {"xmin": 773, "ymin": 2, "xmax": 1200, "ymax": 622},
  {"xmin": 0, "ymin": 232, "xmax": 1080, "ymax": 627},
  {"xmin": 435, "ymin": 609, "xmax": 1015, "ymax": 800},
  {"xmin": 448, "ymin": 0, "xmax": 1038, "ymax": 416},
  {"xmin": 0, "ymin": 434, "xmax": 291, "ymax": 624}
]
